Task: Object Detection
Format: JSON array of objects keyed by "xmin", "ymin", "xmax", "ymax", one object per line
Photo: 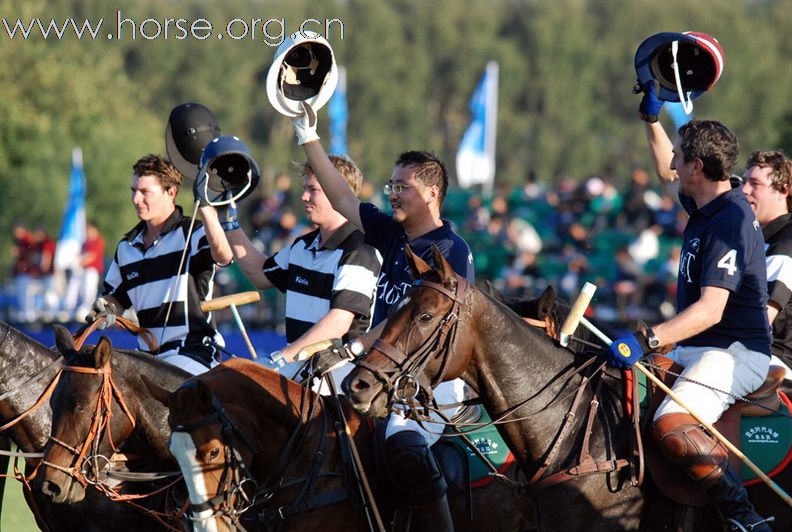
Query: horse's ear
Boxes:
[
  {"xmin": 430, "ymin": 245, "xmax": 456, "ymax": 286},
  {"xmin": 536, "ymin": 285, "xmax": 557, "ymax": 319},
  {"xmin": 141, "ymin": 374, "xmax": 172, "ymax": 407},
  {"xmin": 94, "ymin": 336, "xmax": 113, "ymax": 368},
  {"xmin": 405, "ymin": 245, "xmax": 431, "ymax": 279},
  {"xmin": 52, "ymin": 325, "xmax": 76, "ymax": 357}
]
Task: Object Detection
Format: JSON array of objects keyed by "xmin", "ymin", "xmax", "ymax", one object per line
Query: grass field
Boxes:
[{"xmin": 2, "ymin": 456, "xmax": 38, "ymax": 532}]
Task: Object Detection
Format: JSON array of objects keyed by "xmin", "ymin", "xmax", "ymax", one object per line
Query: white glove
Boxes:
[
  {"xmin": 292, "ymin": 102, "xmax": 319, "ymax": 146},
  {"xmin": 86, "ymin": 297, "xmax": 118, "ymax": 330}
]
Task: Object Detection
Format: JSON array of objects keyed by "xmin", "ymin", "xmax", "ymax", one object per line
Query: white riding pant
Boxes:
[
  {"xmin": 770, "ymin": 354, "xmax": 792, "ymax": 380},
  {"xmin": 653, "ymin": 342, "xmax": 770, "ymax": 424},
  {"xmin": 385, "ymin": 378, "xmax": 467, "ymax": 447},
  {"xmin": 159, "ymin": 350, "xmax": 218, "ymax": 376}
]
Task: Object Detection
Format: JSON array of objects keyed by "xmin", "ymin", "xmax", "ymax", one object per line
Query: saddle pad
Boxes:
[
  {"xmin": 440, "ymin": 409, "xmax": 515, "ymax": 488},
  {"xmin": 634, "ymin": 370, "xmax": 792, "ymax": 484},
  {"xmin": 741, "ymin": 391, "xmax": 792, "ymax": 484}
]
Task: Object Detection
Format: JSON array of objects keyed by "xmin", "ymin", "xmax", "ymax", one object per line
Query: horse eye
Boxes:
[
  {"xmin": 209, "ymin": 447, "xmax": 221, "ymax": 461},
  {"xmin": 419, "ymin": 312, "xmax": 433, "ymax": 322}
]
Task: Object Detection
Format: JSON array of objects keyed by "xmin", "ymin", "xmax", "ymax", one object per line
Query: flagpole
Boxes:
[{"xmin": 484, "ymin": 61, "xmax": 498, "ymax": 198}]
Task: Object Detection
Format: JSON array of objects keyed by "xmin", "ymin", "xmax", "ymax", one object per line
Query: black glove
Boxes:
[{"xmin": 308, "ymin": 339, "xmax": 356, "ymax": 376}]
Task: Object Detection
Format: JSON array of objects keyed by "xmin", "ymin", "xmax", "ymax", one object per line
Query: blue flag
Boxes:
[
  {"xmin": 54, "ymin": 147, "xmax": 87, "ymax": 271},
  {"xmin": 328, "ymin": 66, "xmax": 348, "ymax": 155},
  {"xmin": 456, "ymin": 62, "xmax": 498, "ymax": 194}
]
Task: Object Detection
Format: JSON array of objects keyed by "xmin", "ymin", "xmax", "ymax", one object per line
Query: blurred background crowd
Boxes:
[{"xmin": 3, "ymin": 166, "xmax": 683, "ymax": 332}]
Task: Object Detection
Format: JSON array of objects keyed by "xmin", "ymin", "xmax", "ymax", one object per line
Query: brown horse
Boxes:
[
  {"xmin": 342, "ymin": 246, "xmax": 792, "ymax": 531},
  {"xmin": 35, "ymin": 328, "xmax": 190, "ymax": 530},
  {"xmin": 0, "ymin": 320, "xmax": 183, "ymax": 531},
  {"xmin": 146, "ymin": 357, "xmax": 530, "ymax": 532}
]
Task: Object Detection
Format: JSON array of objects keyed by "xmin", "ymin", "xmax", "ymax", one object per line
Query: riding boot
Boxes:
[
  {"xmin": 408, "ymin": 493, "xmax": 454, "ymax": 532},
  {"xmin": 384, "ymin": 430, "xmax": 454, "ymax": 532},
  {"xmin": 652, "ymin": 413, "xmax": 772, "ymax": 532},
  {"xmin": 705, "ymin": 463, "xmax": 771, "ymax": 532}
]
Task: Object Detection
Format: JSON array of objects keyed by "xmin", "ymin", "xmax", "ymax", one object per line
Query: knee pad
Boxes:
[
  {"xmin": 652, "ymin": 413, "xmax": 728, "ymax": 486},
  {"xmin": 384, "ymin": 430, "xmax": 447, "ymax": 508}
]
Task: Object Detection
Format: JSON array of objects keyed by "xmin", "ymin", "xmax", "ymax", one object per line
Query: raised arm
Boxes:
[
  {"xmin": 644, "ymin": 122, "xmax": 680, "ymax": 198},
  {"xmin": 638, "ymin": 81, "xmax": 680, "ymax": 198},
  {"xmin": 199, "ymin": 204, "xmax": 273, "ymax": 290},
  {"xmin": 293, "ymin": 103, "xmax": 363, "ymax": 232}
]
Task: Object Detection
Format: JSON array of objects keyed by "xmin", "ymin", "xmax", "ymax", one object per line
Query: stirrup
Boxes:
[{"xmin": 725, "ymin": 515, "xmax": 774, "ymax": 531}]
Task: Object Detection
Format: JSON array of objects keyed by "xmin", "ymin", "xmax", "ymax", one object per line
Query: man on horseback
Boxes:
[
  {"xmin": 291, "ymin": 103, "xmax": 474, "ymax": 532},
  {"xmin": 86, "ymin": 154, "xmax": 234, "ymax": 375},
  {"xmin": 610, "ymin": 97, "xmax": 773, "ymax": 530},
  {"xmin": 641, "ymin": 88, "xmax": 792, "ymax": 391},
  {"xmin": 200, "ymin": 155, "xmax": 382, "ymax": 392}
]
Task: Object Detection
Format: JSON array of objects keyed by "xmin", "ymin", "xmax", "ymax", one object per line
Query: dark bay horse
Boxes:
[
  {"xmin": 35, "ymin": 327, "xmax": 190, "ymax": 530},
  {"xmin": 342, "ymin": 247, "xmax": 792, "ymax": 531},
  {"xmin": 146, "ymin": 358, "xmax": 530, "ymax": 532},
  {"xmin": 0, "ymin": 320, "xmax": 178, "ymax": 531}
]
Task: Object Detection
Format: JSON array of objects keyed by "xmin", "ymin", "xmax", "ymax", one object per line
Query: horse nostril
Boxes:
[
  {"xmin": 353, "ymin": 378, "xmax": 370, "ymax": 391},
  {"xmin": 41, "ymin": 480, "xmax": 61, "ymax": 499}
]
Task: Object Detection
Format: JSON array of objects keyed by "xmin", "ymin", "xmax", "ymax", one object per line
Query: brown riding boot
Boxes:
[{"xmin": 652, "ymin": 413, "xmax": 772, "ymax": 531}]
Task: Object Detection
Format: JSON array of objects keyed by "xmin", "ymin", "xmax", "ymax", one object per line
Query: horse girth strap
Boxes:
[{"xmin": 525, "ymin": 360, "xmax": 631, "ymax": 496}]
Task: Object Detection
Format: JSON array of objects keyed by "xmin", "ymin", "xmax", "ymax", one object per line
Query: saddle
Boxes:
[{"xmin": 642, "ymin": 355, "xmax": 790, "ymax": 507}]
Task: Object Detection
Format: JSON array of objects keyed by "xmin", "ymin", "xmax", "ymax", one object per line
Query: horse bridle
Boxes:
[
  {"xmin": 42, "ymin": 358, "xmax": 136, "ymax": 487},
  {"xmin": 169, "ymin": 386, "xmax": 258, "ymax": 525},
  {"xmin": 355, "ymin": 276, "xmax": 469, "ymax": 406}
]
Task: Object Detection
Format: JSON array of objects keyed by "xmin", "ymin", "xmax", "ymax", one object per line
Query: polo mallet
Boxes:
[
  {"xmin": 562, "ymin": 285, "xmax": 792, "ymax": 508},
  {"xmin": 201, "ymin": 291, "xmax": 261, "ymax": 359}
]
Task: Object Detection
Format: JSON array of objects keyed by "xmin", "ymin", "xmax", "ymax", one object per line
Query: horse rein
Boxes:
[
  {"xmin": 42, "ymin": 358, "xmax": 137, "ymax": 488},
  {"xmin": 355, "ymin": 276, "xmax": 470, "ymax": 407}
]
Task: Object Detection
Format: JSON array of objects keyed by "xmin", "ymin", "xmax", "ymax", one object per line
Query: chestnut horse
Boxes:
[
  {"xmin": 0, "ymin": 320, "xmax": 179, "ymax": 531},
  {"xmin": 146, "ymin": 357, "xmax": 530, "ymax": 532},
  {"xmin": 35, "ymin": 328, "xmax": 190, "ymax": 530},
  {"xmin": 342, "ymin": 246, "xmax": 792, "ymax": 531}
]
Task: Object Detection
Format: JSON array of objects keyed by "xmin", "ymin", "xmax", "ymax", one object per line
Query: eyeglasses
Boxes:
[{"xmin": 383, "ymin": 182, "xmax": 417, "ymax": 195}]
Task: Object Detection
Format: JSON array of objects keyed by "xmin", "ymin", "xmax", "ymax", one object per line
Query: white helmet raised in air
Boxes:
[{"xmin": 266, "ymin": 30, "xmax": 338, "ymax": 117}]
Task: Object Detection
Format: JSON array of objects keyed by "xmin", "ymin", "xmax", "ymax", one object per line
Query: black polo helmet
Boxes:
[{"xmin": 165, "ymin": 103, "xmax": 222, "ymax": 179}]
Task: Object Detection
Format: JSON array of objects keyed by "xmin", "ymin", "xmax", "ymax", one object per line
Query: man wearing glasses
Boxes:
[{"xmin": 292, "ymin": 104, "xmax": 473, "ymax": 532}]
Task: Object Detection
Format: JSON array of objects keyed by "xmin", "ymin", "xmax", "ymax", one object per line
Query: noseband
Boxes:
[
  {"xmin": 170, "ymin": 386, "xmax": 257, "ymax": 525},
  {"xmin": 355, "ymin": 276, "xmax": 469, "ymax": 405}
]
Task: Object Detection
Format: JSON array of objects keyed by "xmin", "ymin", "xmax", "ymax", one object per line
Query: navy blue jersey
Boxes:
[
  {"xmin": 677, "ymin": 188, "xmax": 771, "ymax": 354},
  {"xmin": 359, "ymin": 202, "xmax": 475, "ymax": 326}
]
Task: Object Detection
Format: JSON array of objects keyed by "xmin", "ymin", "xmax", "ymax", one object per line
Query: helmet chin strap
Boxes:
[{"xmin": 671, "ymin": 40, "xmax": 695, "ymax": 115}]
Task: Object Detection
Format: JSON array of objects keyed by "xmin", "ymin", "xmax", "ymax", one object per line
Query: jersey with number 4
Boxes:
[{"xmin": 677, "ymin": 187, "xmax": 770, "ymax": 355}]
